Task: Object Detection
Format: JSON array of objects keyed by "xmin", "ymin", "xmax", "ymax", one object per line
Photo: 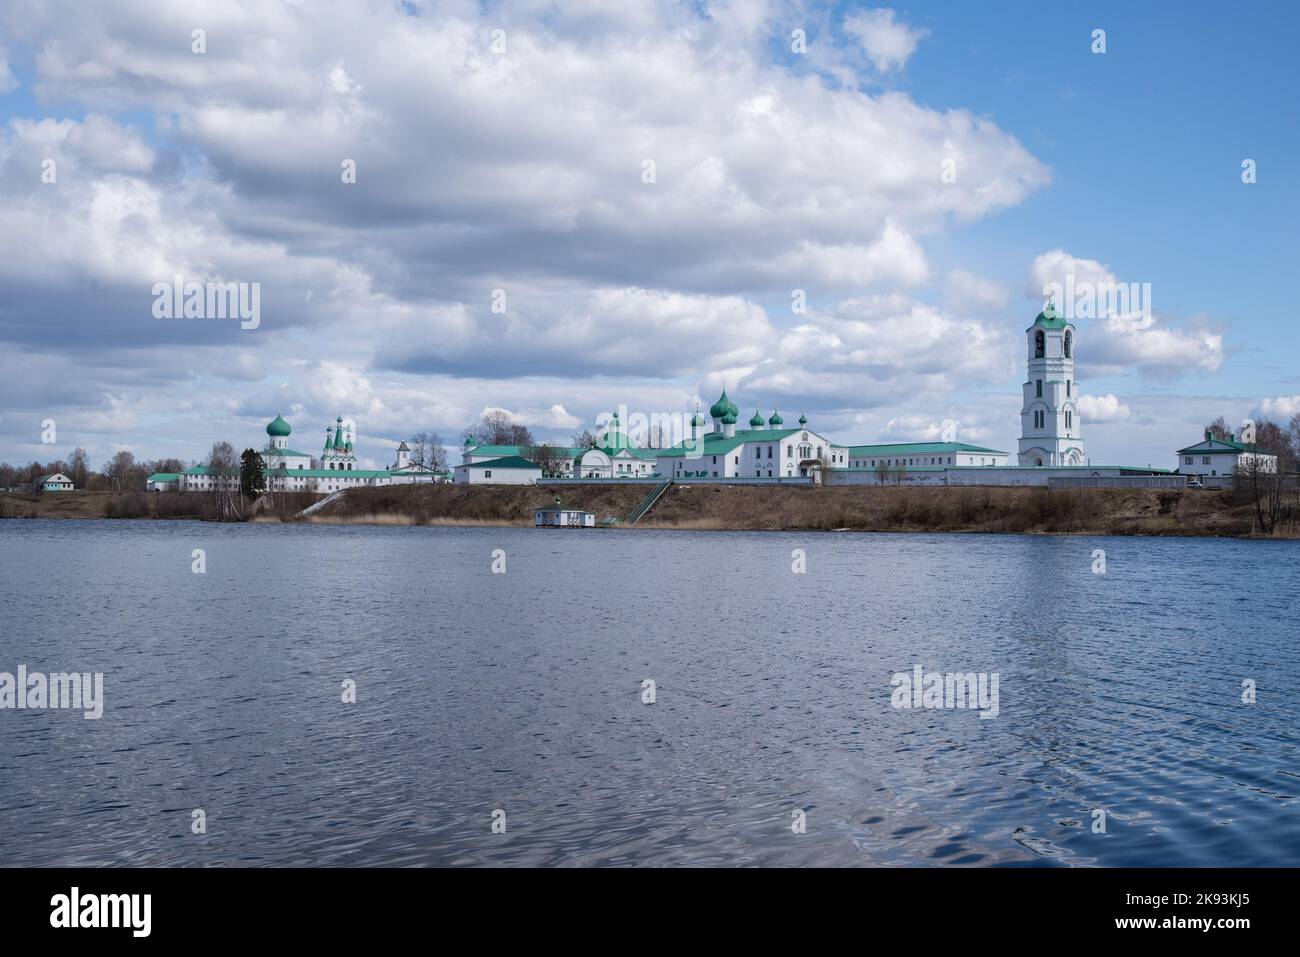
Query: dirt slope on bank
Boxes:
[
  {"xmin": 2, "ymin": 483, "xmax": 1280, "ymax": 537},
  {"xmin": 304, "ymin": 482, "xmax": 649, "ymax": 525},
  {"xmin": 310, "ymin": 482, "xmax": 1268, "ymax": 537}
]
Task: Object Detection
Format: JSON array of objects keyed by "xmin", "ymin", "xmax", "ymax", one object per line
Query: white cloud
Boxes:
[
  {"xmin": 0, "ymin": 1, "xmax": 1059, "ymax": 465},
  {"xmin": 1029, "ymin": 249, "xmax": 1222, "ymax": 377},
  {"xmin": 1077, "ymin": 393, "xmax": 1132, "ymax": 423},
  {"xmin": 1258, "ymin": 395, "xmax": 1300, "ymax": 420},
  {"xmin": 0, "ymin": 43, "xmax": 16, "ymax": 93},
  {"xmin": 483, "ymin": 403, "xmax": 582, "ymax": 431},
  {"xmin": 843, "ymin": 9, "xmax": 928, "ymax": 72},
  {"xmin": 944, "ymin": 269, "xmax": 1009, "ymax": 312},
  {"xmin": 740, "ymin": 295, "xmax": 1015, "ymax": 409}
]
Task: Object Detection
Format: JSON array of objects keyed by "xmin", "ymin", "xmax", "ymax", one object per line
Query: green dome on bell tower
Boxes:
[{"xmin": 266, "ymin": 413, "xmax": 292, "ymax": 437}]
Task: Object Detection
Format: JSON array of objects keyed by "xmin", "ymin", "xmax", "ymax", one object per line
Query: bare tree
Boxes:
[
  {"xmin": 407, "ymin": 432, "xmax": 430, "ymax": 468},
  {"xmin": 427, "ymin": 433, "xmax": 448, "ymax": 471},
  {"xmin": 1237, "ymin": 418, "xmax": 1295, "ymax": 535},
  {"xmin": 1204, "ymin": 416, "xmax": 1231, "ymax": 441},
  {"xmin": 104, "ymin": 450, "xmax": 136, "ymax": 493},
  {"xmin": 521, "ymin": 443, "xmax": 568, "ymax": 478},
  {"xmin": 572, "ymin": 429, "xmax": 597, "ymax": 450},
  {"xmin": 816, "ymin": 449, "xmax": 834, "ymax": 485},
  {"xmin": 464, "ymin": 410, "xmax": 534, "ymax": 446},
  {"xmin": 409, "ymin": 431, "xmax": 448, "ymax": 470},
  {"xmin": 207, "ymin": 441, "xmax": 241, "ymax": 520},
  {"xmin": 69, "ymin": 448, "xmax": 89, "ymax": 489}
]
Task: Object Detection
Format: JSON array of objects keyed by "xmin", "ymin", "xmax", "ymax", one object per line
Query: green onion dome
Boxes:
[
  {"xmin": 266, "ymin": 413, "xmax": 292, "ymax": 437},
  {"xmin": 690, "ymin": 411, "xmax": 706, "ymax": 427},
  {"xmin": 721, "ymin": 411, "xmax": 738, "ymax": 425},
  {"xmin": 708, "ymin": 388, "xmax": 735, "ymax": 419},
  {"xmin": 749, "ymin": 409, "xmax": 765, "ymax": 427},
  {"xmin": 768, "ymin": 410, "xmax": 783, "ymax": 426},
  {"xmin": 798, "ymin": 413, "xmax": 808, "ymax": 426},
  {"xmin": 463, "ymin": 436, "xmax": 477, "ymax": 447}
]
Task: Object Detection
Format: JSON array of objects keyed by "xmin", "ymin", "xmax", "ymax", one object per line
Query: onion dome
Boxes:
[
  {"xmin": 749, "ymin": 408, "xmax": 764, "ymax": 427},
  {"xmin": 768, "ymin": 410, "xmax": 783, "ymax": 426},
  {"xmin": 266, "ymin": 413, "xmax": 292, "ymax": 437},
  {"xmin": 464, "ymin": 436, "xmax": 477, "ymax": 447},
  {"xmin": 721, "ymin": 411, "xmax": 738, "ymax": 425},
  {"xmin": 798, "ymin": 413, "xmax": 808, "ymax": 426},
  {"xmin": 709, "ymin": 388, "xmax": 739, "ymax": 419},
  {"xmin": 690, "ymin": 411, "xmax": 706, "ymax": 427}
]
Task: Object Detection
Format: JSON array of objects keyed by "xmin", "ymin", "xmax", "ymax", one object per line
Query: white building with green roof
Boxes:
[
  {"xmin": 175, "ymin": 414, "xmax": 441, "ymax": 493},
  {"xmin": 451, "ymin": 308, "xmax": 1183, "ymax": 488},
  {"xmin": 653, "ymin": 400, "xmax": 847, "ymax": 480},
  {"xmin": 1175, "ymin": 429, "xmax": 1277, "ymax": 482}
]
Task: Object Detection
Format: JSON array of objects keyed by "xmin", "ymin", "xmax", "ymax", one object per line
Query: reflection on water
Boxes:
[{"xmin": 1, "ymin": 519, "xmax": 1297, "ymax": 866}]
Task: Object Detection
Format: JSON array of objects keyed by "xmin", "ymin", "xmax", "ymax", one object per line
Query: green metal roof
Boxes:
[
  {"xmin": 146, "ymin": 472, "xmax": 180, "ymax": 482},
  {"xmin": 461, "ymin": 455, "xmax": 541, "ymax": 470},
  {"xmin": 1175, "ymin": 438, "xmax": 1268, "ymax": 455},
  {"xmin": 262, "ymin": 447, "xmax": 312, "ymax": 458},
  {"xmin": 468, "ymin": 444, "xmax": 586, "ymax": 459},
  {"xmin": 1029, "ymin": 308, "xmax": 1070, "ymax": 331},
  {"xmin": 267, "ymin": 468, "xmax": 394, "ymax": 478},
  {"xmin": 846, "ymin": 442, "xmax": 1008, "ymax": 456},
  {"xmin": 656, "ymin": 428, "xmax": 801, "ymax": 457},
  {"xmin": 183, "ymin": 465, "xmax": 395, "ymax": 478}
]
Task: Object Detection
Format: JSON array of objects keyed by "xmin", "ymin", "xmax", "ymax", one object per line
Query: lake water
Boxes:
[{"xmin": 1, "ymin": 518, "xmax": 1297, "ymax": 867}]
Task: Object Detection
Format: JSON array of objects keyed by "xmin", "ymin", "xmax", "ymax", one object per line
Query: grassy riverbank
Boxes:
[{"xmin": 4, "ymin": 483, "xmax": 1282, "ymax": 537}]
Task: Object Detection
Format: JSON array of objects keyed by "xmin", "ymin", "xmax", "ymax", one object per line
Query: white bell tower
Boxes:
[{"xmin": 1018, "ymin": 297, "xmax": 1085, "ymax": 467}]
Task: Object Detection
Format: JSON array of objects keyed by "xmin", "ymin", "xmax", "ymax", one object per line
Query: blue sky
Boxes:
[{"xmin": 0, "ymin": 0, "xmax": 1295, "ymax": 472}]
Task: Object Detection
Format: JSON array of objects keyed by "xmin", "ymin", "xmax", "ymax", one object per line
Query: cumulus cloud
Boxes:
[
  {"xmin": 1258, "ymin": 395, "xmax": 1300, "ymax": 420},
  {"xmin": 0, "ymin": 0, "xmax": 1055, "ymax": 465},
  {"xmin": 843, "ymin": 9, "xmax": 928, "ymax": 72},
  {"xmin": 739, "ymin": 294, "xmax": 1015, "ymax": 411},
  {"xmin": 1077, "ymin": 393, "xmax": 1132, "ymax": 423},
  {"xmin": 944, "ymin": 269, "xmax": 1010, "ymax": 312},
  {"xmin": 0, "ymin": 42, "xmax": 16, "ymax": 93},
  {"xmin": 1029, "ymin": 249, "xmax": 1223, "ymax": 377}
]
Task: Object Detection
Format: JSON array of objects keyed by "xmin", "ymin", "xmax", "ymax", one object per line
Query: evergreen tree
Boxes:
[{"xmin": 239, "ymin": 448, "xmax": 266, "ymax": 499}]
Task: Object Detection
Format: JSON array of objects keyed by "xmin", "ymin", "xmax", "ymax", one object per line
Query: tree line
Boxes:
[{"xmin": 0, "ymin": 449, "xmax": 187, "ymax": 493}]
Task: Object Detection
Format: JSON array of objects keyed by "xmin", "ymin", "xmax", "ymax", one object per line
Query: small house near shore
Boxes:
[
  {"xmin": 36, "ymin": 473, "xmax": 74, "ymax": 492},
  {"xmin": 1175, "ymin": 430, "xmax": 1277, "ymax": 483}
]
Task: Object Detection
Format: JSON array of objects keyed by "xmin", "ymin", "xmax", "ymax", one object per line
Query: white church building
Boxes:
[{"xmin": 171, "ymin": 414, "xmax": 441, "ymax": 493}]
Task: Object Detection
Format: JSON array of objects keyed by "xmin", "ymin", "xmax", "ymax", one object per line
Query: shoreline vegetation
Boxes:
[{"xmin": 2, "ymin": 483, "xmax": 1297, "ymax": 538}]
